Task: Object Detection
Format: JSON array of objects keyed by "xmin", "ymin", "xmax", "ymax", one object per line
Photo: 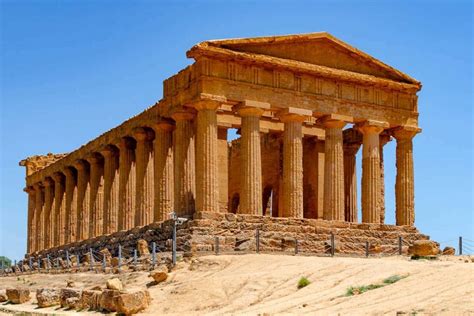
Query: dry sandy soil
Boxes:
[{"xmin": 1, "ymin": 254, "xmax": 473, "ymax": 315}]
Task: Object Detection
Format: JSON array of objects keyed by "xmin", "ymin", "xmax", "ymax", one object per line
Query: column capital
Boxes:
[
  {"xmin": 357, "ymin": 120, "xmax": 389, "ymax": 135},
  {"xmin": 235, "ymin": 100, "xmax": 270, "ymax": 117},
  {"xmin": 73, "ymin": 159, "xmax": 89, "ymax": 171},
  {"xmin": 100, "ymin": 145, "xmax": 119, "ymax": 158},
  {"xmin": 24, "ymin": 186, "xmax": 35, "ymax": 194},
  {"xmin": 380, "ymin": 131, "xmax": 392, "ymax": 147},
  {"xmin": 85, "ymin": 153, "xmax": 104, "ymax": 165},
  {"xmin": 171, "ymin": 107, "xmax": 196, "ymax": 121},
  {"xmin": 189, "ymin": 93, "xmax": 227, "ymax": 111},
  {"xmin": 52, "ymin": 172, "xmax": 64, "ymax": 182},
  {"xmin": 63, "ymin": 167, "xmax": 75, "ymax": 177},
  {"xmin": 392, "ymin": 125, "xmax": 421, "ymax": 140},
  {"xmin": 117, "ymin": 137, "xmax": 136, "ymax": 150},
  {"xmin": 278, "ymin": 107, "xmax": 312, "ymax": 123},
  {"xmin": 133, "ymin": 127, "xmax": 154, "ymax": 142},
  {"xmin": 43, "ymin": 177, "xmax": 54, "ymax": 187},
  {"xmin": 319, "ymin": 114, "xmax": 352, "ymax": 129},
  {"xmin": 151, "ymin": 119, "xmax": 175, "ymax": 132}
]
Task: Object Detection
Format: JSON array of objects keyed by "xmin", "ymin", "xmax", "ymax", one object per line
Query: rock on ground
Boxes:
[
  {"xmin": 0, "ymin": 289, "xmax": 7, "ymax": 302},
  {"xmin": 149, "ymin": 266, "xmax": 169, "ymax": 283},
  {"xmin": 6, "ymin": 288, "xmax": 30, "ymax": 304},
  {"xmin": 442, "ymin": 246, "xmax": 456, "ymax": 256},
  {"xmin": 36, "ymin": 288, "xmax": 60, "ymax": 307},
  {"xmin": 106, "ymin": 277, "xmax": 123, "ymax": 291},
  {"xmin": 115, "ymin": 290, "xmax": 151, "ymax": 315},
  {"xmin": 99, "ymin": 289, "xmax": 121, "ymax": 312},
  {"xmin": 408, "ymin": 240, "xmax": 440, "ymax": 256},
  {"xmin": 60, "ymin": 288, "xmax": 82, "ymax": 308},
  {"xmin": 80, "ymin": 289, "xmax": 101, "ymax": 310}
]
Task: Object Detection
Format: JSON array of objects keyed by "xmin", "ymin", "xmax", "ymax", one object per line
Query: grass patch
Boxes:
[
  {"xmin": 297, "ymin": 277, "xmax": 310, "ymax": 289},
  {"xmin": 346, "ymin": 274, "xmax": 407, "ymax": 296},
  {"xmin": 410, "ymin": 255, "xmax": 437, "ymax": 260}
]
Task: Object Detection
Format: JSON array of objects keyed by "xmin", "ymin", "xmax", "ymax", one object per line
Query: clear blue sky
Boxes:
[{"xmin": 1, "ymin": 1, "xmax": 472, "ymax": 261}]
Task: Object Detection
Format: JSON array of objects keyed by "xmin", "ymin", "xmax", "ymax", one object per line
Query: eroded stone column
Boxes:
[
  {"xmin": 343, "ymin": 128, "xmax": 362, "ymax": 222},
  {"xmin": 172, "ymin": 110, "xmax": 196, "ymax": 217},
  {"xmin": 279, "ymin": 108, "xmax": 311, "ymax": 218},
  {"xmin": 393, "ymin": 126, "xmax": 420, "ymax": 226},
  {"xmin": 321, "ymin": 115, "xmax": 348, "ymax": 221},
  {"xmin": 237, "ymin": 101, "xmax": 269, "ymax": 215},
  {"xmin": 378, "ymin": 132, "xmax": 391, "ymax": 224},
  {"xmin": 52, "ymin": 172, "xmax": 65, "ymax": 246},
  {"xmin": 134, "ymin": 128, "xmax": 154, "ymax": 226},
  {"xmin": 25, "ymin": 187, "xmax": 36, "ymax": 253},
  {"xmin": 86, "ymin": 154, "xmax": 104, "ymax": 238},
  {"xmin": 63, "ymin": 167, "xmax": 77, "ymax": 243},
  {"xmin": 152, "ymin": 121, "xmax": 174, "ymax": 221},
  {"xmin": 358, "ymin": 121, "xmax": 388, "ymax": 223},
  {"xmin": 43, "ymin": 177, "xmax": 54, "ymax": 249},
  {"xmin": 33, "ymin": 183, "xmax": 44, "ymax": 251},
  {"xmin": 74, "ymin": 160, "xmax": 90, "ymax": 241},
  {"xmin": 101, "ymin": 145, "xmax": 119, "ymax": 234},
  {"xmin": 118, "ymin": 137, "xmax": 136, "ymax": 231}
]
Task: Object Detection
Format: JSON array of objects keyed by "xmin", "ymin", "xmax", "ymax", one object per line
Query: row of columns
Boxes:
[{"xmin": 25, "ymin": 100, "xmax": 419, "ymax": 254}]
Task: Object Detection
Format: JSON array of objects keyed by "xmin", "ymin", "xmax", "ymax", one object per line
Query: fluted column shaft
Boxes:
[
  {"xmin": 43, "ymin": 178, "xmax": 54, "ymax": 249},
  {"xmin": 393, "ymin": 127, "xmax": 419, "ymax": 226},
  {"xmin": 33, "ymin": 183, "xmax": 44, "ymax": 251},
  {"xmin": 359, "ymin": 123, "xmax": 385, "ymax": 223},
  {"xmin": 239, "ymin": 109, "xmax": 265, "ymax": 215},
  {"xmin": 75, "ymin": 160, "xmax": 90, "ymax": 241},
  {"xmin": 172, "ymin": 111, "xmax": 196, "ymax": 217},
  {"xmin": 52, "ymin": 173, "xmax": 65, "ymax": 246},
  {"xmin": 322, "ymin": 120, "xmax": 346, "ymax": 221},
  {"xmin": 87, "ymin": 155, "xmax": 104, "ymax": 238},
  {"xmin": 134, "ymin": 128, "xmax": 154, "ymax": 226},
  {"xmin": 280, "ymin": 114, "xmax": 306, "ymax": 218},
  {"xmin": 63, "ymin": 168, "xmax": 77, "ymax": 243},
  {"xmin": 25, "ymin": 187, "xmax": 36, "ymax": 253},
  {"xmin": 118, "ymin": 138, "xmax": 136, "ymax": 230},
  {"xmin": 378, "ymin": 134, "xmax": 391, "ymax": 224},
  {"xmin": 153, "ymin": 122, "xmax": 174, "ymax": 221},
  {"xmin": 343, "ymin": 143, "xmax": 361, "ymax": 222},
  {"xmin": 101, "ymin": 146, "xmax": 119, "ymax": 234}
]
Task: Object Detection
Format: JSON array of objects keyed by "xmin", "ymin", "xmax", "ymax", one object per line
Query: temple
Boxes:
[{"xmin": 20, "ymin": 33, "xmax": 423, "ymax": 255}]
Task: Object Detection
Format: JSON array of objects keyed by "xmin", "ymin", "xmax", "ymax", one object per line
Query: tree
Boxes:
[{"xmin": 0, "ymin": 256, "xmax": 12, "ymax": 268}]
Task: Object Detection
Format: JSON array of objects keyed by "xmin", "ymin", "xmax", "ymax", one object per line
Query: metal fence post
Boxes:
[
  {"xmin": 134, "ymin": 249, "xmax": 138, "ymax": 267},
  {"xmin": 172, "ymin": 217, "xmax": 177, "ymax": 266},
  {"xmin": 152, "ymin": 242, "xmax": 156, "ymax": 268},
  {"xmin": 398, "ymin": 236, "xmax": 403, "ymax": 255},
  {"xmin": 331, "ymin": 233, "xmax": 335, "ymax": 257},
  {"xmin": 66, "ymin": 250, "xmax": 70, "ymax": 269},
  {"xmin": 76, "ymin": 252, "xmax": 80, "ymax": 268},
  {"xmin": 459, "ymin": 236, "xmax": 463, "ymax": 255},
  {"xmin": 256, "ymin": 229, "xmax": 260, "ymax": 254},
  {"xmin": 215, "ymin": 237, "xmax": 220, "ymax": 255},
  {"xmin": 38, "ymin": 258, "xmax": 41, "ymax": 272},
  {"xmin": 295, "ymin": 238, "xmax": 298, "ymax": 255},
  {"xmin": 102, "ymin": 254, "xmax": 106, "ymax": 272},
  {"xmin": 365, "ymin": 241, "xmax": 369, "ymax": 258},
  {"xmin": 46, "ymin": 255, "xmax": 50, "ymax": 272}
]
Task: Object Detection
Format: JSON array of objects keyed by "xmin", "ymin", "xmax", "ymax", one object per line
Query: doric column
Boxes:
[
  {"xmin": 194, "ymin": 101, "xmax": 220, "ymax": 213},
  {"xmin": 237, "ymin": 101, "xmax": 269, "ymax": 215},
  {"xmin": 343, "ymin": 128, "xmax": 362, "ymax": 222},
  {"xmin": 63, "ymin": 167, "xmax": 77, "ymax": 243},
  {"xmin": 172, "ymin": 110, "xmax": 196, "ymax": 217},
  {"xmin": 321, "ymin": 115, "xmax": 349, "ymax": 221},
  {"xmin": 393, "ymin": 126, "xmax": 420, "ymax": 226},
  {"xmin": 52, "ymin": 172, "xmax": 65, "ymax": 246},
  {"xmin": 151, "ymin": 121, "xmax": 174, "ymax": 221},
  {"xmin": 358, "ymin": 120, "xmax": 388, "ymax": 223},
  {"xmin": 378, "ymin": 132, "xmax": 391, "ymax": 224},
  {"xmin": 33, "ymin": 183, "xmax": 44, "ymax": 251},
  {"xmin": 279, "ymin": 108, "xmax": 311, "ymax": 218},
  {"xmin": 25, "ymin": 187, "xmax": 36, "ymax": 253},
  {"xmin": 217, "ymin": 127, "xmax": 229, "ymax": 212},
  {"xmin": 118, "ymin": 137, "xmax": 136, "ymax": 231},
  {"xmin": 74, "ymin": 160, "xmax": 90, "ymax": 241},
  {"xmin": 134, "ymin": 128, "xmax": 154, "ymax": 226},
  {"xmin": 43, "ymin": 177, "xmax": 54, "ymax": 249},
  {"xmin": 101, "ymin": 145, "xmax": 119, "ymax": 234},
  {"xmin": 86, "ymin": 154, "xmax": 104, "ymax": 238}
]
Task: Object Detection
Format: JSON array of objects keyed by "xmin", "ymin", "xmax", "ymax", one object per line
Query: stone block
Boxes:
[
  {"xmin": 60, "ymin": 288, "xmax": 82, "ymax": 308},
  {"xmin": 99, "ymin": 289, "xmax": 121, "ymax": 312},
  {"xmin": 36, "ymin": 288, "xmax": 60, "ymax": 307},
  {"xmin": 408, "ymin": 240, "xmax": 440, "ymax": 256},
  {"xmin": 106, "ymin": 278, "xmax": 123, "ymax": 291},
  {"xmin": 115, "ymin": 290, "xmax": 151, "ymax": 315},
  {"xmin": 6, "ymin": 288, "xmax": 30, "ymax": 304}
]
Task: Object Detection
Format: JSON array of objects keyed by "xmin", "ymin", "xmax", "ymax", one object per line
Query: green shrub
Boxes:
[
  {"xmin": 383, "ymin": 275, "xmax": 405, "ymax": 284},
  {"xmin": 297, "ymin": 277, "xmax": 310, "ymax": 289},
  {"xmin": 346, "ymin": 275, "xmax": 407, "ymax": 296}
]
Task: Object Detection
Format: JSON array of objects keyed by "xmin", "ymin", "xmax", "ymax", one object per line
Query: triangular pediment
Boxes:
[{"xmin": 202, "ymin": 32, "xmax": 418, "ymax": 85}]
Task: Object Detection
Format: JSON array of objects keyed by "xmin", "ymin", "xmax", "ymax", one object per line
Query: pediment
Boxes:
[{"xmin": 202, "ymin": 32, "xmax": 418, "ymax": 85}]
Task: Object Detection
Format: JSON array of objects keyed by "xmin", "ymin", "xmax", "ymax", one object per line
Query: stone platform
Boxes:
[{"xmin": 30, "ymin": 213, "xmax": 431, "ymax": 261}]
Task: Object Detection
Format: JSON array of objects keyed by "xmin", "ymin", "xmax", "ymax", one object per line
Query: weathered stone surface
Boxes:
[
  {"xmin": 137, "ymin": 239, "xmax": 150, "ymax": 256},
  {"xmin": 99, "ymin": 289, "xmax": 121, "ymax": 312},
  {"xmin": 115, "ymin": 290, "xmax": 151, "ymax": 315},
  {"xmin": 408, "ymin": 240, "xmax": 440, "ymax": 256},
  {"xmin": 60, "ymin": 288, "xmax": 82, "ymax": 308},
  {"xmin": 6, "ymin": 288, "xmax": 30, "ymax": 304},
  {"xmin": 36, "ymin": 288, "xmax": 60, "ymax": 308},
  {"xmin": 106, "ymin": 278, "xmax": 123, "ymax": 291},
  {"xmin": 80, "ymin": 290, "xmax": 101, "ymax": 310},
  {"xmin": 149, "ymin": 266, "xmax": 169, "ymax": 283},
  {"xmin": 0, "ymin": 289, "xmax": 8, "ymax": 302},
  {"xmin": 442, "ymin": 246, "xmax": 456, "ymax": 256},
  {"xmin": 66, "ymin": 280, "xmax": 75, "ymax": 288}
]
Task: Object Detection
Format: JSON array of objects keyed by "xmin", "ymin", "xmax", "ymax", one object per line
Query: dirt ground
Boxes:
[{"xmin": 1, "ymin": 254, "xmax": 473, "ymax": 315}]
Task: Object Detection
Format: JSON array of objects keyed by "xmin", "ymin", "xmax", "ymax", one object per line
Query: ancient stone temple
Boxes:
[{"xmin": 20, "ymin": 33, "xmax": 425, "ymax": 256}]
